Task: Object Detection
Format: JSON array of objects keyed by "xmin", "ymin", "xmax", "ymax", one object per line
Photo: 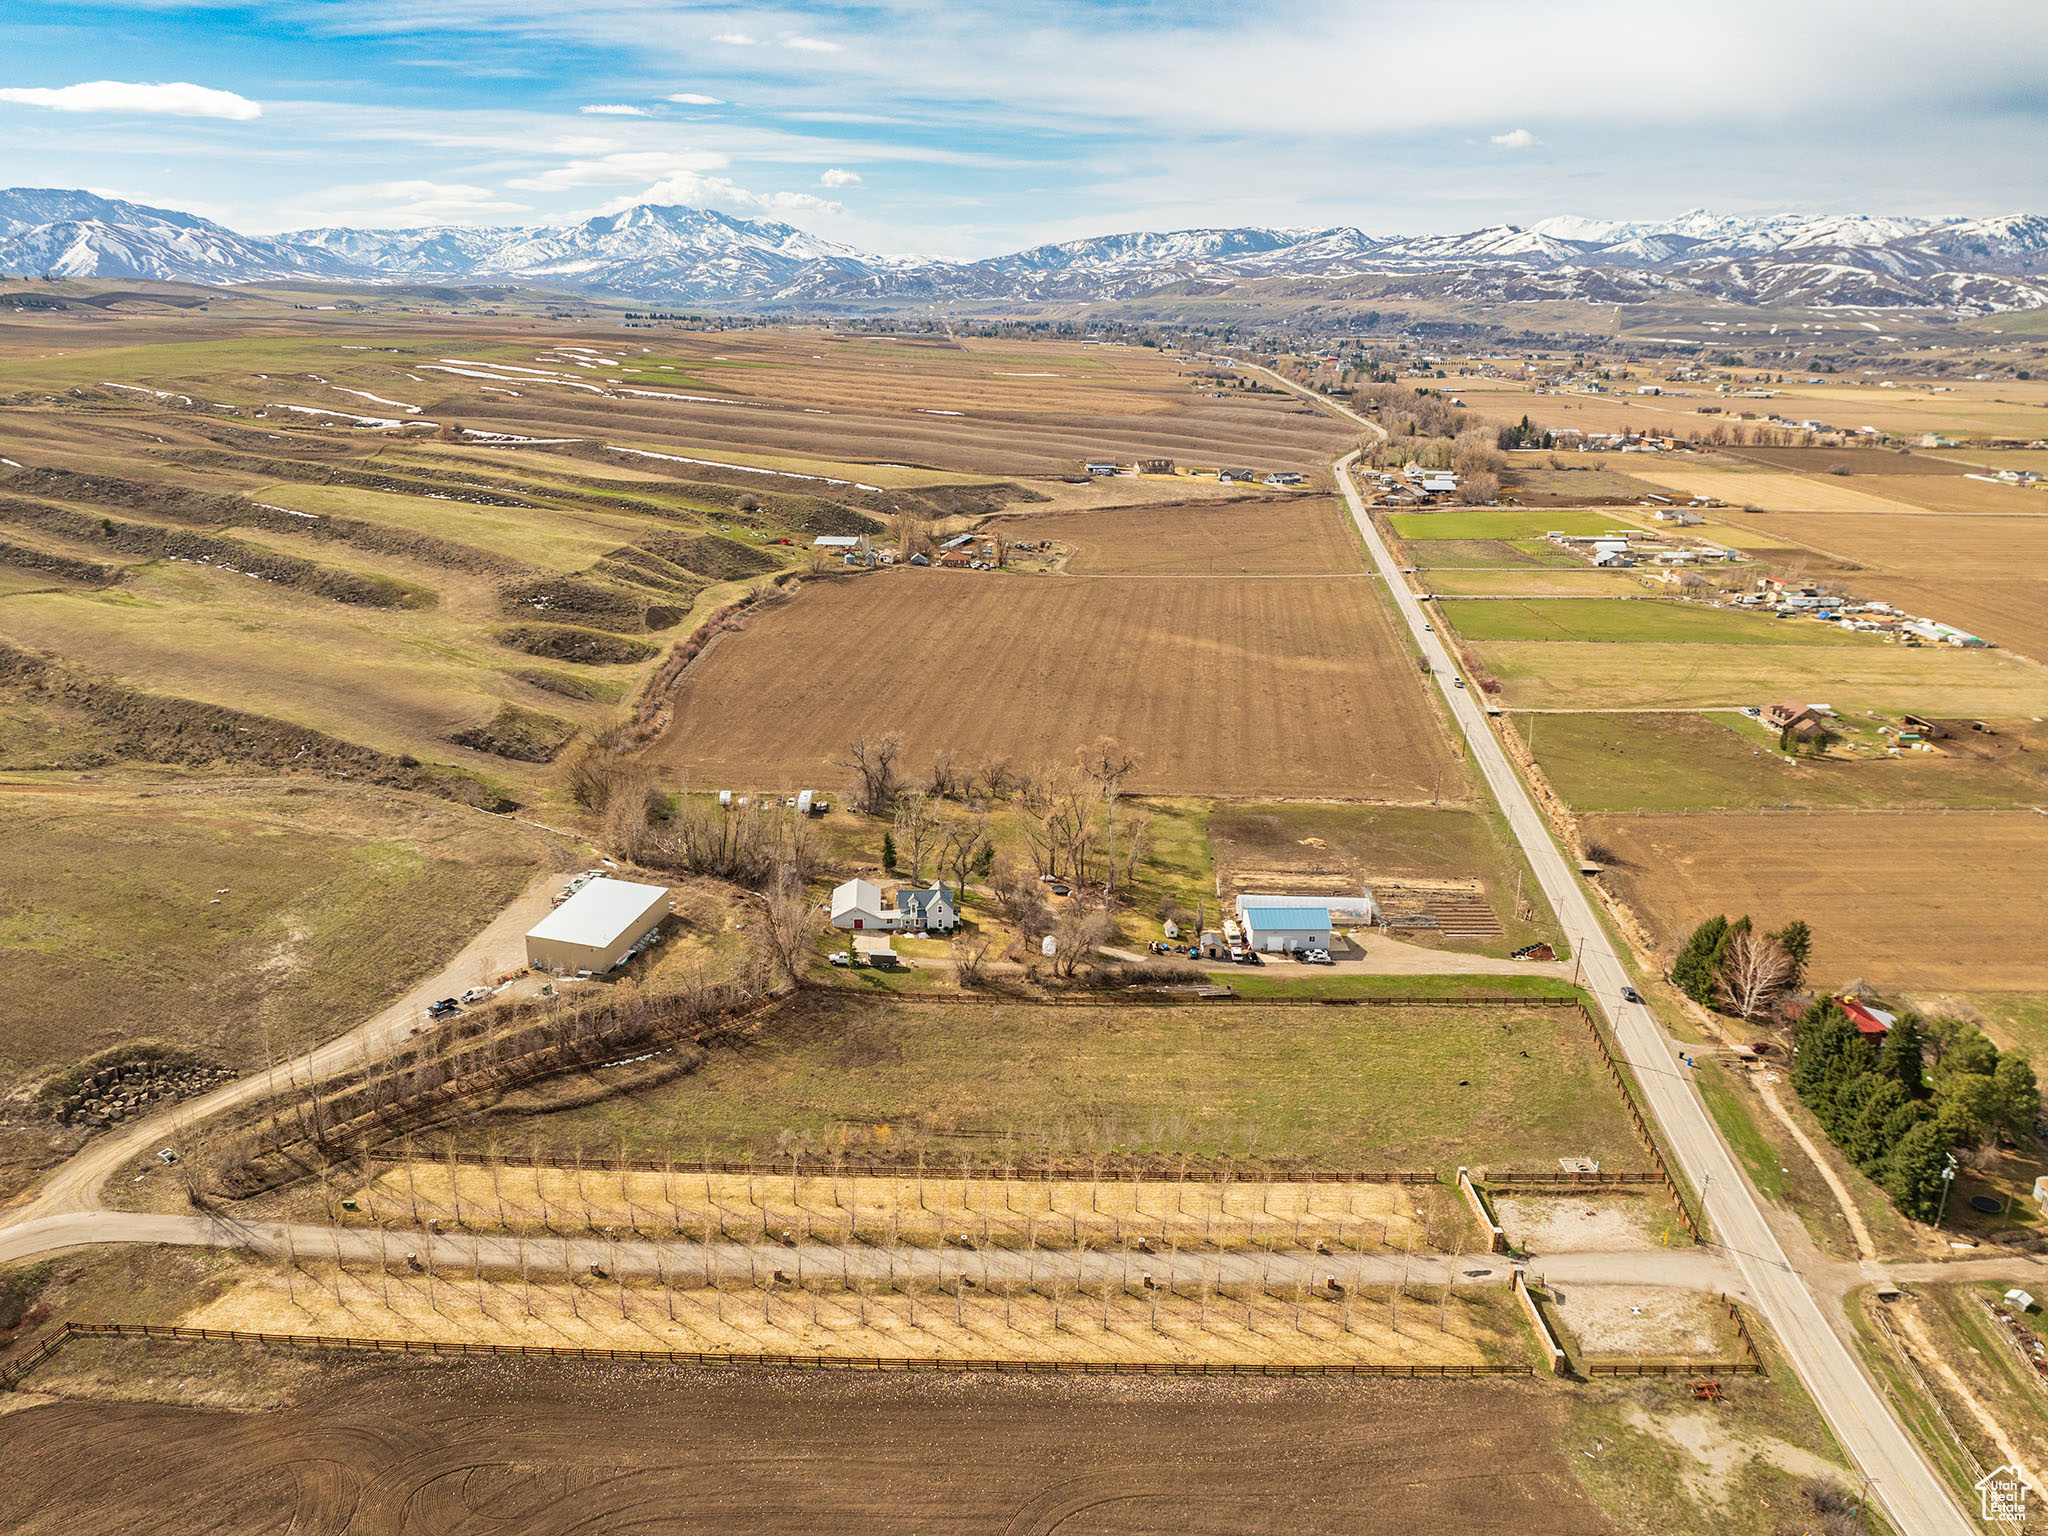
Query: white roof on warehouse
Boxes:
[{"xmin": 526, "ymin": 878, "xmax": 669, "ymax": 947}]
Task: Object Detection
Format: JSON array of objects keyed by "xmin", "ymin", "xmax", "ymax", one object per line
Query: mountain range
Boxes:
[{"xmin": 5, "ymin": 188, "xmax": 2047, "ymax": 315}]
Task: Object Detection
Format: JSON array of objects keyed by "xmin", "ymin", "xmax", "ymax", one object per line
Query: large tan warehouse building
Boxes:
[{"xmin": 525, "ymin": 877, "xmax": 671, "ymax": 975}]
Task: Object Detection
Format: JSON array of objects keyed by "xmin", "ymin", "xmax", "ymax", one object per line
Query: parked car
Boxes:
[
  {"xmin": 1621, "ymin": 986, "xmax": 1644, "ymax": 1005},
  {"xmin": 459, "ymin": 987, "xmax": 493, "ymax": 1005},
  {"xmin": 427, "ymin": 998, "xmax": 461, "ymax": 1019},
  {"xmin": 1304, "ymin": 949, "xmax": 1334, "ymax": 966}
]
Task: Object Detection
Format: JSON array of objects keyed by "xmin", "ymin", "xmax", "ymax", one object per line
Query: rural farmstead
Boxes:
[{"xmin": 524, "ymin": 878, "xmax": 671, "ymax": 974}]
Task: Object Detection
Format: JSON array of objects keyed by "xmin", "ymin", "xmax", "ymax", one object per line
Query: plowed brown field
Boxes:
[
  {"xmin": 647, "ymin": 566, "xmax": 1451, "ymax": 797},
  {"xmin": 1585, "ymin": 810, "xmax": 2048, "ymax": 989},
  {"xmin": 998, "ymin": 496, "xmax": 1363, "ymax": 575},
  {"xmin": 0, "ymin": 1349, "xmax": 1614, "ymax": 1536}
]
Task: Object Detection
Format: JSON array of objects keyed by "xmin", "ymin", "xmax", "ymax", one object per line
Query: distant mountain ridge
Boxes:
[{"xmin": 4, "ymin": 188, "xmax": 2045, "ymax": 315}]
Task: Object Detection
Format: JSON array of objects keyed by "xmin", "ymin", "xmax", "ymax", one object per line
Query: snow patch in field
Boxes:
[
  {"xmin": 331, "ymin": 387, "xmax": 420, "ymax": 413},
  {"xmin": 994, "ymin": 372, "xmax": 1059, "ymax": 377},
  {"xmin": 608, "ymin": 445, "xmax": 881, "ymax": 492},
  {"xmin": 100, "ymin": 382, "xmax": 195, "ymax": 405},
  {"xmin": 615, "ymin": 388, "xmax": 758, "ymax": 406},
  {"xmin": 461, "ymin": 432, "xmax": 582, "ymax": 444},
  {"xmin": 253, "ymin": 502, "xmax": 322, "ymax": 519},
  {"xmin": 921, "ymin": 409, "xmax": 964, "ymax": 416},
  {"xmin": 268, "ymin": 403, "xmax": 425, "ymax": 429}
]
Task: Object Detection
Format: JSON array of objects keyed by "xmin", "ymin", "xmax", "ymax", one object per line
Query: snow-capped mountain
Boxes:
[
  {"xmin": 0, "ymin": 188, "xmax": 332, "ymax": 282},
  {"xmin": 3, "ymin": 189, "xmax": 2043, "ymax": 314}
]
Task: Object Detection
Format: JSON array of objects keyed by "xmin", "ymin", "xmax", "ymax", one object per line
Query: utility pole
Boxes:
[{"xmin": 1935, "ymin": 1155, "xmax": 1957, "ymax": 1228}]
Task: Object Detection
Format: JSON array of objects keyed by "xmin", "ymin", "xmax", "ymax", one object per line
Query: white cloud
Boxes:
[
  {"xmin": 819, "ymin": 168, "xmax": 862, "ymax": 188},
  {"xmin": 667, "ymin": 92, "xmax": 723, "ymax": 105},
  {"xmin": 781, "ymin": 34, "xmax": 842, "ymax": 53},
  {"xmin": 370, "ymin": 180, "xmax": 530, "ymax": 216},
  {"xmin": 604, "ymin": 169, "xmax": 842, "ymax": 220},
  {"xmin": 0, "ymin": 80, "xmax": 260, "ymax": 121},
  {"xmin": 713, "ymin": 31, "xmax": 759, "ymax": 45},
  {"xmin": 580, "ymin": 103, "xmax": 650, "ymax": 116},
  {"xmin": 1490, "ymin": 128, "xmax": 1540, "ymax": 149},
  {"xmin": 509, "ymin": 149, "xmax": 730, "ymax": 192}
]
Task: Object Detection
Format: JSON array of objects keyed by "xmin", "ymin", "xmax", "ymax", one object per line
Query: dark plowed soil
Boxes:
[
  {"xmin": 0, "ymin": 1351, "xmax": 1613, "ymax": 1536},
  {"xmin": 495, "ymin": 625, "xmax": 660, "ymax": 664}
]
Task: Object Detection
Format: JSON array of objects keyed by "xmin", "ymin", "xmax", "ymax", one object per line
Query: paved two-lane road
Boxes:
[{"xmin": 1254, "ymin": 366, "xmax": 1975, "ymax": 1536}]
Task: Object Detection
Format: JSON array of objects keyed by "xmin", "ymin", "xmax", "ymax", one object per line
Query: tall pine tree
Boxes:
[{"xmin": 1672, "ymin": 915, "xmax": 1728, "ymax": 1005}]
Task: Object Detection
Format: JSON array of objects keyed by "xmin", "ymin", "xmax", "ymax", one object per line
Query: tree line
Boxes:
[{"xmin": 1792, "ymin": 1002, "xmax": 2037, "ymax": 1223}]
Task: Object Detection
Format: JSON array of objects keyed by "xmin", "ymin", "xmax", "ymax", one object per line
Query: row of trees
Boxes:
[
  {"xmin": 1671, "ymin": 914, "xmax": 1812, "ymax": 1021},
  {"xmin": 1791, "ymin": 1002, "xmax": 2038, "ymax": 1222}
]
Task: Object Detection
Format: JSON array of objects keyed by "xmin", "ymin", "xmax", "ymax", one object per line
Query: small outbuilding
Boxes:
[{"xmin": 526, "ymin": 877, "xmax": 671, "ymax": 975}]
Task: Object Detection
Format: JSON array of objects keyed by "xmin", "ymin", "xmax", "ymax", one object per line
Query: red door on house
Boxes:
[{"xmin": 854, "ymin": 919, "xmax": 863, "ymax": 929}]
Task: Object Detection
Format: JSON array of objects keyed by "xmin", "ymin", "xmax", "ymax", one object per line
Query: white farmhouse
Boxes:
[{"xmin": 829, "ymin": 877, "xmax": 960, "ymax": 933}]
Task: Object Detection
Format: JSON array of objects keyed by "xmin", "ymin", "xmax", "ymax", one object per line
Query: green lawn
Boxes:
[
  {"xmin": 1442, "ymin": 598, "xmax": 1874, "ymax": 646},
  {"xmin": 1391, "ymin": 510, "xmax": 1649, "ymax": 541},
  {"xmin": 1523, "ymin": 711, "xmax": 2041, "ymax": 812},
  {"xmin": 479, "ymin": 995, "xmax": 1652, "ymax": 1172}
]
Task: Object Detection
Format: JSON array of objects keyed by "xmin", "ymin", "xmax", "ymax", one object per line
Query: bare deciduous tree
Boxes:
[
  {"xmin": 926, "ymin": 749, "xmax": 962, "ymax": 799},
  {"xmin": 1715, "ymin": 927, "xmax": 1797, "ymax": 1021},
  {"xmin": 892, "ymin": 793, "xmax": 938, "ymax": 881},
  {"xmin": 752, "ymin": 883, "xmax": 820, "ymax": 987},
  {"xmin": 844, "ymin": 732, "xmax": 904, "ymax": 816}
]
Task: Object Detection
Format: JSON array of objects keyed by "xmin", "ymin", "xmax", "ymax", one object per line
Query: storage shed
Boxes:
[
  {"xmin": 1238, "ymin": 904, "xmax": 1333, "ymax": 953},
  {"xmin": 525, "ymin": 877, "xmax": 671, "ymax": 974}
]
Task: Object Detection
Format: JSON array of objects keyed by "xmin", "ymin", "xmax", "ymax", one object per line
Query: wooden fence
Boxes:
[
  {"xmin": 2, "ymin": 1321, "xmax": 1532, "ymax": 1385},
  {"xmin": 384, "ymin": 1150, "xmax": 1446, "ymax": 1186},
  {"xmin": 1566, "ymin": 1001, "xmax": 1705, "ymax": 1242},
  {"xmin": 1581, "ymin": 1298, "xmax": 1766, "ymax": 1378}
]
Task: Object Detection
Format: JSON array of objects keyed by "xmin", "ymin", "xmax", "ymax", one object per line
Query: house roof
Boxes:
[
  {"xmin": 1239, "ymin": 905, "xmax": 1332, "ymax": 929},
  {"xmin": 897, "ymin": 882, "xmax": 954, "ymax": 915},
  {"xmin": 830, "ymin": 877, "xmax": 888, "ymax": 918},
  {"xmin": 527, "ymin": 878, "xmax": 669, "ymax": 948},
  {"xmin": 812, "ymin": 535, "xmax": 860, "ymax": 548},
  {"xmin": 1839, "ymin": 997, "xmax": 1892, "ymax": 1035}
]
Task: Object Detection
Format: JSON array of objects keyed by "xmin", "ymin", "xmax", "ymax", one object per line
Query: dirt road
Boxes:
[
  {"xmin": 1249, "ymin": 364, "xmax": 1979, "ymax": 1536},
  {"xmin": 0, "ymin": 1209, "xmax": 1740, "ymax": 1294},
  {"xmin": 1, "ymin": 872, "xmax": 563, "ymax": 1227}
]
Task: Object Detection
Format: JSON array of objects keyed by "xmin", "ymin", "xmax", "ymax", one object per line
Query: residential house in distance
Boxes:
[
  {"xmin": 1234, "ymin": 901, "xmax": 1334, "ymax": 954},
  {"xmin": 1761, "ymin": 699, "xmax": 1824, "ymax": 741},
  {"xmin": 829, "ymin": 877, "xmax": 959, "ymax": 933},
  {"xmin": 1839, "ymin": 998, "xmax": 1895, "ymax": 1037}
]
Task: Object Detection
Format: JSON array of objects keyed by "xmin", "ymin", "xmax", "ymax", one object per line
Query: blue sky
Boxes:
[{"xmin": 2, "ymin": 0, "xmax": 2045, "ymax": 257}]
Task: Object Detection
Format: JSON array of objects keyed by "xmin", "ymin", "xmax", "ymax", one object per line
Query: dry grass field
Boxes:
[
  {"xmin": 1585, "ymin": 811, "xmax": 2048, "ymax": 989},
  {"xmin": 1449, "ymin": 373, "xmax": 2048, "ymax": 440},
  {"xmin": 1, "ymin": 1343, "xmax": 1625, "ymax": 1536},
  {"xmin": 995, "ymin": 494, "xmax": 1364, "ymax": 575},
  {"xmin": 648, "ymin": 566, "xmax": 1450, "ymax": 798},
  {"xmin": 0, "ymin": 778, "xmax": 546, "ymax": 1199},
  {"xmin": 1481, "ymin": 640, "xmax": 2048, "ymax": 715}
]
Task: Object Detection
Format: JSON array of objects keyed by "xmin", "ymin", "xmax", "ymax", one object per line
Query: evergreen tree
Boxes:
[
  {"xmin": 1770, "ymin": 920, "xmax": 1812, "ymax": 989},
  {"xmin": 1935, "ymin": 1072, "xmax": 2000, "ymax": 1146},
  {"xmin": 1990, "ymin": 1053, "xmax": 2040, "ymax": 1142},
  {"xmin": 1827, "ymin": 1072, "xmax": 1878, "ymax": 1143},
  {"xmin": 1846, "ymin": 1079, "xmax": 1910, "ymax": 1173},
  {"xmin": 881, "ymin": 831, "xmax": 897, "ymax": 873},
  {"xmin": 1877, "ymin": 1016, "xmax": 1925, "ymax": 1097},
  {"xmin": 1672, "ymin": 914, "xmax": 1728, "ymax": 1005},
  {"xmin": 971, "ymin": 840, "xmax": 995, "ymax": 878},
  {"xmin": 1883, "ymin": 1121, "xmax": 1954, "ymax": 1223},
  {"xmin": 1791, "ymin": 999, "xmax": 1857, "ymax": 1104}
]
